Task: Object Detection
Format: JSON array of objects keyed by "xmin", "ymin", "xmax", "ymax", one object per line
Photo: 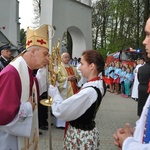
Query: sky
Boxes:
[{"xmin": 19, "ymin": 0, "xmax": 34, "ymax": 30}]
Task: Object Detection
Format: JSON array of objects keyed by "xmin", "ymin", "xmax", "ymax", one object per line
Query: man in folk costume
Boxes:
[
  {"xmin": 55, "ymin": 52, "xmax": 81, "ymax": 128},
  {"xmin": 113, "ymin": 18, "xmax": 150, "ymax": 150},
  {"xmin": 0, "ymin": 25, "xmax": 50, "ymax": 150}
]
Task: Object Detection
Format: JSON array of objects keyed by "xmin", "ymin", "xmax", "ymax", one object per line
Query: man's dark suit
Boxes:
[{"xmin": 0, "ymin": 56, "xmax": 10, "ymax": 71}]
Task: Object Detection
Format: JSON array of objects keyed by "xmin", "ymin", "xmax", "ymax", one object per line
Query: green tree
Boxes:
[
  {"xmin": 20, "ymin": 29, "xmax": 26, "ymax": 47},
  {"xmin": 92, "ymin": 0, "xmax": 146, "ymax": 59},
  {"xmin": 32, "ymin": 0, "xmax": 41, "ymax": 27}
]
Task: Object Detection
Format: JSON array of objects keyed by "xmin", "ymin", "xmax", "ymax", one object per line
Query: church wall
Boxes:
[
  {"xmin": 40, "ymin": 0, "xmax": 54, "ymax": 54},
  {"xmin": 0, "ymin": 0, "xmax": 19, "ymax": 49},
  {"xmin": 40, "ymin": 0, "xmax": 92, "ymax": 58}
]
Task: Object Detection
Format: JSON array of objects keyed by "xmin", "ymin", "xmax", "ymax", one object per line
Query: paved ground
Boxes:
[{"xmin": 38, "ymin": 91, "xmax": 139, "ymax": 150}]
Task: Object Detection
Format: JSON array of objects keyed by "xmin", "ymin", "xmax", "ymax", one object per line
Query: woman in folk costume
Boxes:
[
  {"xmin": 0, "ymin": 25, "xmax": 50, "ymax": 150},
  {"xmin": 49, "ymin": 50, "xmax": 106, "ymax": 149}
]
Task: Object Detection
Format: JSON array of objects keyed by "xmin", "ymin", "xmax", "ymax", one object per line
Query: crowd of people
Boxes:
[{"xmin": 103, "ymin": 58, "xmax": 145, "ymax": 99}]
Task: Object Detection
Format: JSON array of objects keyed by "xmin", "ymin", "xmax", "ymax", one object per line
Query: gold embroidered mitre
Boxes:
[{"xmin": 26, "ymin": 24, "xmax": 49, "ymax": 49}]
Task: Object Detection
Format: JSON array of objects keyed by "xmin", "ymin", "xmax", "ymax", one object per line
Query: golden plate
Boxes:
[{"xmin": 40, "ymin": 99, "xmax": 52, "ymax": 107}]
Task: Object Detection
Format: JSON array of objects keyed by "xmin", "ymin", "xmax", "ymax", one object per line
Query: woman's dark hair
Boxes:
[{"xmin": 82, "ymin": 50, "xmax": 105, "ymax": 73}]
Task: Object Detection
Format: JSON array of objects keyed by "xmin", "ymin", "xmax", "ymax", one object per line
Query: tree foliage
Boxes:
[
  {"xmin": 20, "ymin": 29, "xmax": 26, "ymax": 47},
  {"xmin": 32, "ymin": 0, "xmax": 41, "ymax": 28},
  {"xmin": 20, "ymin": 0, "xmax": 150, "ymax": 59},
  {"xmin": 92, "ymin": 0, "xmax": 150, "ymax": 58}
]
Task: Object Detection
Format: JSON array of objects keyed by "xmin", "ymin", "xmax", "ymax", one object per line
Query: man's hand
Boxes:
[
  {"xmin": 113, "ymin": 128, "xmax": 125, "ymax": 148},
  {"xmin": 113, "ymin": 123, "xmax": 133, "ymax": 149}
]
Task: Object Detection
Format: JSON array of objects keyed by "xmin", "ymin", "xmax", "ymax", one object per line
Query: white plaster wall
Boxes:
[
  {"xmin": 81, "ymin": 0, "xmax": 91, "ymax": 6},
  {"xmin": 67, "ymin": 26, "xmax": 86, "ymax": 57},
  {"xmin": 78, "ymin": 0, "xmax": 92, "ymax": 6},
  {"xmin": 40, "ymin": 0, "xmax": 92, "ymax": 58},
  {"xmin": 0, "ymin": 0, "xmax": 10, "ymax": 39},
  {"xmin": 0, "ymin": 0, "xmax": 19, "ymax": 47},
  {"xmin": 40, "ymin": 0, "xmax": 53, "ymax": 53}
]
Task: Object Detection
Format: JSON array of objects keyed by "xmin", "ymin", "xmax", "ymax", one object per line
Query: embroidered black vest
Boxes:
[{"xmin": 70, "ymin": 86, "xmax": 102, "ymax": 131}]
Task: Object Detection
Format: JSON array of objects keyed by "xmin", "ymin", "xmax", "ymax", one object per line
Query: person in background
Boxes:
[
  {"xmin": 0, "ymin": 24, "xmax": 50, "ymax": 150},
  {"xmin": 139, "ymin": 57, "xmax": 145, "ymax": 66},
  {"xmin": 108, "ymin": 62, "xmax": 115, "ymax": 93},
  {"xmin": 120, "ymin": 66, "xmax": 126, "ymax": 97},
  {"xmin": 123, "ymin": 68, "xmax": 133, "ymax": 98},
  {"xmin": 72, "ymin": 57, "xmax": 78, "ymax": 67},
  {"xmin": 36, "ymin": 68, "xmax": 49, "ymax": 133},
  {"xmin": 69, "ymin": 57, "xmax": 73, "ymax": 65},
  {"xmin": 123, "ymin": 63, "xmax": 130, "ymax": 70},
  {"xmin": 0, "ymin": 44, "xmax": 12, "ymax": 71},
  {"xmin": 131, "ymin": 58, "xmax": 142, "ymax": 101},
  {"xmin": 113, "ymin": 62, "xmax": 121, "ymax": 95},
  {"xmin": 102, "ymin": 63, "xmax": 111, "ymax": 88},
  {"xmin": 113, "ymin": 17, "xmax": 150, "ymax": 150},
  {"xmin": 132, "ymin": 61, "xmax": 137, "ymax": 71},
  {"xmin": 137, "ymin": 56, "xmax": 150, "ymax": 117},
  {"xmin": 55, "ymin": 52, "xmax": 81, "ymax": 128},
  {"xmin": 49, "ymin": 50, "xmax": 106, "ymax": 149}
]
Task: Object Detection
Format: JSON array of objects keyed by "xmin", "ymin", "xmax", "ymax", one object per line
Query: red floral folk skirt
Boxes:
[{"xmin": 63, "ymin": 124, "xmax": 100, "ymax": 150}]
